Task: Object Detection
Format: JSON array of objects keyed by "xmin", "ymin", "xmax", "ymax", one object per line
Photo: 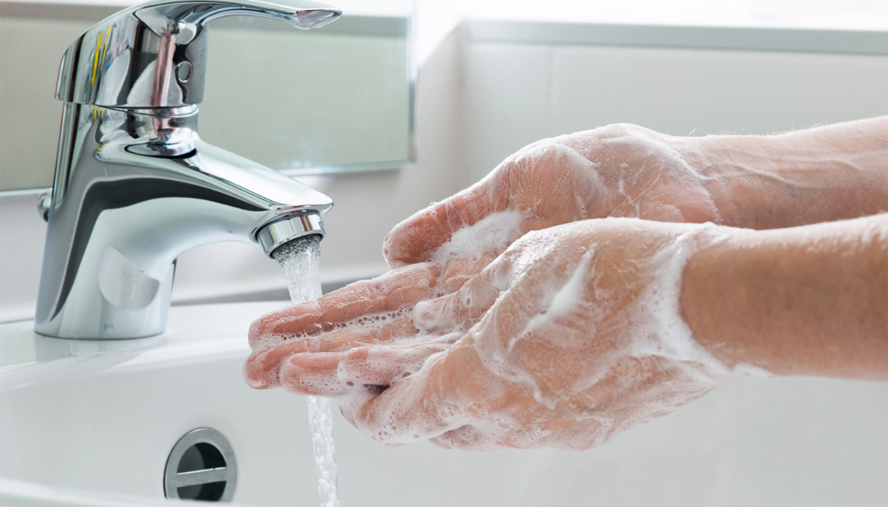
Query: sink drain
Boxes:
[{"xmin": 164, "ymin": 428, "xmax": 237, "ymax": 502}]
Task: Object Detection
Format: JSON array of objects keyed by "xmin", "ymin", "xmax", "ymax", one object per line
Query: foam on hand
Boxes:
[
  {"xmin": 247, "ymin": 118, "xmax": 780, "ymax": 451},
  {"xmin": 635, "ymin": 223, "xmax": 773, "ymax": 380},
  {"xmin": 633, "ymin": 224, "xmax": 732, "ymax": 378},
  {"xmin": 431, "ymin": 208, "xmax": 527, "ymax": 266},
  {"xmin": 260, "ymin": 212, "xmax": 774, "ymax": 451},
  {"xmin": 410, "ymin": 219, "xmax": 773, "ymax": 451}
]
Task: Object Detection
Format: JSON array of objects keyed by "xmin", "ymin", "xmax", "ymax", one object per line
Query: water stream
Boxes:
[{"xmin": 273, "ymin": 235, "xmax": 340, "ymax": 507}]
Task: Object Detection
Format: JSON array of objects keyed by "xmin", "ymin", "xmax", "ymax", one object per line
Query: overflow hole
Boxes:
[{"xmin": 165, "ymin": 428, "xmax": 237, "ymax": 502}]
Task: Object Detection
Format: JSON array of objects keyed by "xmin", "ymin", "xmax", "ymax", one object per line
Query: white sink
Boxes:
[
  {"xmin": 2, "ymin": 302, "xmax": 886, "ymax": 506},
  {"xmin": 0, "ymin": 302, "xmax": 314, "ymax": 506}
]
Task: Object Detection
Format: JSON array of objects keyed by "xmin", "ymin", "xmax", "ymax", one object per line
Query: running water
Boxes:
[{"xmin": 273, "ymin": 235, "xmax": 340, "ymax": 507}]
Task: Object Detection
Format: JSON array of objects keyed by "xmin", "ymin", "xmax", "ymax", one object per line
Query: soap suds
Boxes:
[
  {"xmin": 633, "ymin": 224, "xmax": 732, "ymax": 378},
  {"xmin": 431, "ymin": 208, "xmax": 527, "ymax": 266},
  {"xmin": 250, "ymin": 208, "xmax": 771, "ymax": 452}
]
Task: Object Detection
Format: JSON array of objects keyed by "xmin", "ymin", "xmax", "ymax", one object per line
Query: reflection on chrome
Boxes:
[
  {"xmin": 36, "ymin": 0, "xmax": 340, "ymax": 340},
  {"xmin": 56, "ymin": 0, "xmax": 341, "ymax": 109}
]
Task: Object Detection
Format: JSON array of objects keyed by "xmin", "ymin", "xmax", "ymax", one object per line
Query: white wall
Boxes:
[
  {"xmin": 0, "ymin": 16, "xmax": 91, "ymax": 190},
  {"xmin": 462, "ymin": 42, "xmax": 888, "ymax": 182},
  {"xmin": 429, "ymin": 0, "xmax": 888, "ymax": 31}
]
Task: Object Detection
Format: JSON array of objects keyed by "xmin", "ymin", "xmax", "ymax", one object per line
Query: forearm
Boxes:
[
  {"xmin": 681, "ymin": 117, "xmax": 888, "ymax": 229},
  {"xmin": 681, "ymin": 214, "xmax": 888, "ymax": 380}
]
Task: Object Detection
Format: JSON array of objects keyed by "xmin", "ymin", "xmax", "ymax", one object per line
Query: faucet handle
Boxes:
[{"xmin": 56, "ymin": 0, "xmax": 341, "ymax": 108}]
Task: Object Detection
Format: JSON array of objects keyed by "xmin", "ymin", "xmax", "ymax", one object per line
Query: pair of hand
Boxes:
[{"xmin": 244, "ymin": 124, "xmax": 743, "ymax": 450}]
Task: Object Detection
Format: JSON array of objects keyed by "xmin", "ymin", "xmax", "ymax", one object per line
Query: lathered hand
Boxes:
[
  {"xmin": 243, "ymin": 119, "xmax": 888, "ymax": 450},
  {"xmin": 384, "ymin": 116, "xmax": 887, "ymax": 270},
  {"xmin": 246, "ymin": 119, "xmax": 887, "ymax": 373},
  {"xmin": 245, "ymin": 124, "xmax": 724, "ymax": 390},
  {"xmin": 248, "ymin": 219, "xmax": 752, "ymax": 450},
  {"xmin": 354, "ymin": 220, "xmax": 748, "ymax": 450},
  {"xmin": 384, "ymin": 123, "xmax": 725, "ymax": 269},
  {"xmin": 247, "ymin": 214, "xmax": 887, "ymax": 450}
]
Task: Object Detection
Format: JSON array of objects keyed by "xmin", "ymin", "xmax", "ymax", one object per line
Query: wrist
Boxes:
[
  {"xmin": 678, "ymin": 226, "xmax": 762, "ymax": 372},
  {"xmin": 680, "ymin": 216, "xmax": 888, "ymax": 380},
  {"xmin": 639, "ymin": 222, "xmax": 761, "ymax": 380},
  {"xmin": 672, "ymin": 134, "xmax": 774, "ymax": 228},
  {"xmin": 675, "ymin": 118, "xmax": 888, "ymax": 230}
]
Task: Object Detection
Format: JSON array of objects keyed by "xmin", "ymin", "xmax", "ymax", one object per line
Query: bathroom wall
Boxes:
[
  {"xmin": 460, "ymin": 24, "xmax": 888, "ymax": 182},
  {"xmin": 201, "ymin": 20, "xmax": 411, "ymax": 172},
  {"xmin": 1, "ymin": 13, "xmax": 886, "ymax": 320}
]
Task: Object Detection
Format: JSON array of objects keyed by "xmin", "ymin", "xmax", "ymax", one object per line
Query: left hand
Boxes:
[{"xmin": 246, "ymin": 218, "xmax": 743, "ymax": 450}]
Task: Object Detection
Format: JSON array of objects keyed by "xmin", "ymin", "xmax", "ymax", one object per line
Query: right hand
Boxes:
[
  {"xmin": 383, "ymin": 123, "xmax": 724, "ymax": 269},
  {"xmin": 246, "ymin": 124, "xmax": 726, "ymax": 388},
  {"xmin": 251, "ymin": 219, "xmax": 746, "ymax": 451}
]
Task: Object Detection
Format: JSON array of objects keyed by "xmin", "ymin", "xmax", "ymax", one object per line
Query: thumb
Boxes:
[{"xmin": 383, "ymin": 173, "xmax": 510, "ymax": 268}]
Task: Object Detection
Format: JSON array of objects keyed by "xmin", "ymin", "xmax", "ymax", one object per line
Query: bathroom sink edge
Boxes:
[{"xmin": 0, "ymin": 301, "xmax": 288, "ymax": 384}]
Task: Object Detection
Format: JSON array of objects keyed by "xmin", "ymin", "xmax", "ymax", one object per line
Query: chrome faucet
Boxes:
[{"xmin": 35, "ymin": 0, "xmax": 340, "ymax": 340}]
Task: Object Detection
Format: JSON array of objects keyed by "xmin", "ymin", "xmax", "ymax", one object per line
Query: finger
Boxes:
[
  {"xmin": 249, "ymin": 263, "xmax": 440, "ymax": 350},
  {"xmin": 273, "ymin": 333, "xmax": 459, "ymax": 396},
  {"xmin": 244, "ymin": 339, "xmax": 313, "ymax": 389},
  {"xmin": 342, "ymin": 341, "xmax": 484, "ymax": 446},
  {"xmin": 279, "ymin": 352, "xmax": 352, "ymax": 396},
  {"xmin": 438, "ymin": 253, "xmax": 496, "ymax": 293},
  {"xmin": 413, "ymin": 264, "xmax": 501, "ymax": 335},
  {"xmin": 244, "ymin": 313, "xmax": 419, "ymax": 390},
  {"xmin": 383, "ymin": 172, "xmax": 513, "ymax": 268},
  {"xmin": 337, "ymin": 336, "xmax": 459, "ymax": 387}
]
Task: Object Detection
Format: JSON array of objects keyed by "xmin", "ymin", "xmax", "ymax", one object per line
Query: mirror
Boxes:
[{"xmin": 0, "ymin": 0, "xmax": 414, "ymax": 191}]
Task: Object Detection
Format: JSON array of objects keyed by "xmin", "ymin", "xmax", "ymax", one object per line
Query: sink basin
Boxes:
[
  {"xmin": 2, "ymin": 302, "xmax": 886, "ymax": 506},
  {"xmin": 0, "ymin": 302, "xmax": 315, "ymax": 506}
]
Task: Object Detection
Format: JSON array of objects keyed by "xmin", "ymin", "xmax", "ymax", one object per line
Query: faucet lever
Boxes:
[{"xmin": 56, "ymin": 0, "xmax": 341, "ymax": 108}]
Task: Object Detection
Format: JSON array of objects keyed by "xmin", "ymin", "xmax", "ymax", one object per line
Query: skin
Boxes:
[
  {"xmin": 245, "ymin": 117, "xmax": 888, "ymax": 450},
  {"xmin": 686, "ymin": 119, "xmax": 887, "ymax": 229},
  {"xmin": 684, "ymin": 215, "xmax": 888, "ymax": 380}
]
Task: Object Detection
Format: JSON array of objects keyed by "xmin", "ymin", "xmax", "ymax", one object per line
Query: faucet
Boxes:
[{"xmin": 35, "ymin": 0, "xmax": 341, "ymax": 340}]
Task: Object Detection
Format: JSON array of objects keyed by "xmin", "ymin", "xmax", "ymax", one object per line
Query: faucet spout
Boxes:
[{"xmin": 35, "ymin": 105, "xmax": 332, "ymax": 339}]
